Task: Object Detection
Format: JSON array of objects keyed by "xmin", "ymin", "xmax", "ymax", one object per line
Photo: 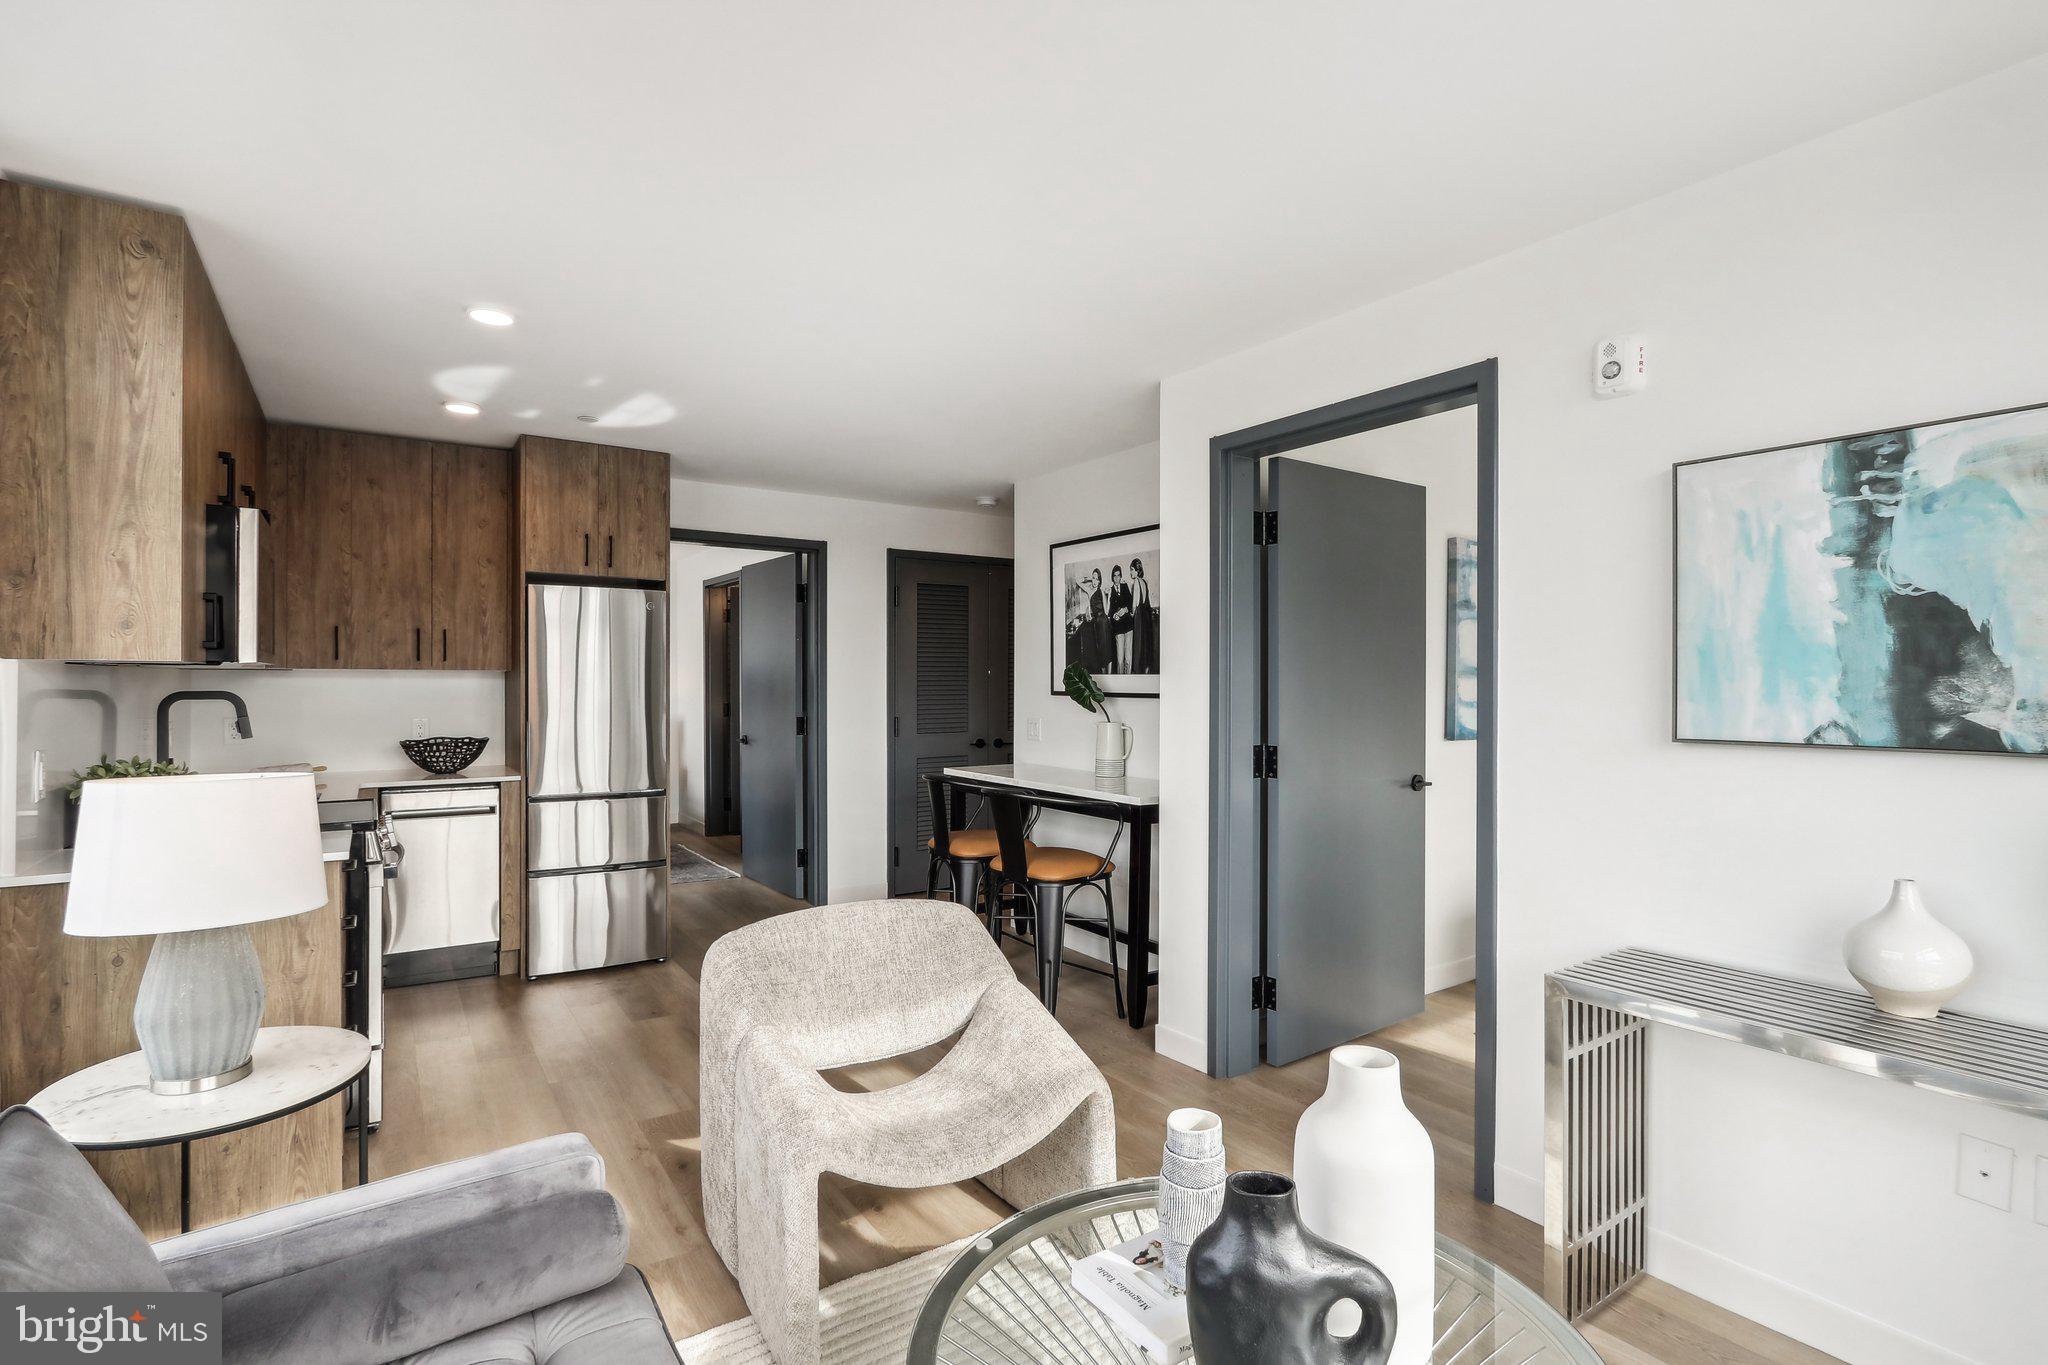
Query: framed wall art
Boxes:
[{"xmin": 1049, "ymin": 524, "xmax": 1160, "ymax": 697}]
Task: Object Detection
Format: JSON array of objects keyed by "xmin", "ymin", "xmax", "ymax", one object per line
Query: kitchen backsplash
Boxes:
[{"xmin": 4, "ymin": 660, "xmax": 506, "ymax": 869}]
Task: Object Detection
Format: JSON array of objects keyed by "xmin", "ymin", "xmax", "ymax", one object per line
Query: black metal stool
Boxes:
[
  {"xmin": 923, "ymin": 774, "xmax": 1033, "ymax": 931},
  {"xmin": 985, "ymin": 791, "xmax": 1122, "ymax": 1017}
]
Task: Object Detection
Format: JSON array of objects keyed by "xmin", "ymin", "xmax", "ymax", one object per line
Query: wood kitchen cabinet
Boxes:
[
  {"xmin": 272, "ymin": 423, "xmax": 511, "ymax": 670},
  {"xmin": 431, "ymin": 442, "xmax": 514, "ymax": 669},
  {"xmin": 514, "ymin": 435, "xmax": 670, "ymax": 581},
  {"xmin": 0, "ymin": 180, "xmax": 268, "ymax": 662}
]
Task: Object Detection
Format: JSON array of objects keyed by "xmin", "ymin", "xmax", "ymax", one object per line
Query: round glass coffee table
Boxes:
[{"xmin": 910, "ymin": 1178, "xmax": 1597, "ymax": 1364}]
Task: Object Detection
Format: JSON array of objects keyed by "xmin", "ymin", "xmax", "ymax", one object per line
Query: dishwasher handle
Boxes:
[{"xmin": 386, "ymin": 805, "xmax": 498, "ymax": 820}]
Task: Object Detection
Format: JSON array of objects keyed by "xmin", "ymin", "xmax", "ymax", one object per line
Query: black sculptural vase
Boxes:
[{"xmin": 1185, "ymin": 1171, "xmax": 1398, "ymax": 1365}]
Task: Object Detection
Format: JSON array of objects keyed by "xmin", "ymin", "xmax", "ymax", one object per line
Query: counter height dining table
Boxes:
[{"xmin": 938, "ymin": 763, "xmax": 1159, "ymax": 1028}]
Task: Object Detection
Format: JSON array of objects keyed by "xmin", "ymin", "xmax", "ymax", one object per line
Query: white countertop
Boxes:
[
  {"xmin": 320, "ymin": 764, "xmax": 522, "ymax": 798},
  {"xmin": 940, "ymin": 763, "xmax": 1160, "ymax": 807},
  {"xmin": 3, "ymin": 827, "xmax": 356, "ymax": 890},
  {"xmin": 28, "ymin": 1026, "xmax": 371, "ymax": 1146}
]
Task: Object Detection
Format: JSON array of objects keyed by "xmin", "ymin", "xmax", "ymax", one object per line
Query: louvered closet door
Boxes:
[{"xmin": 888, "ymin": 557, "xmax": 1012, "ymax": 896}]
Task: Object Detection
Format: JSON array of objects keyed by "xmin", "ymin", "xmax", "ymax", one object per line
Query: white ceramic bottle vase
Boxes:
[
  {"xmin": 1157, "ymin": 1107, "xmax": 1226, "ymax": 1290},
  {"xmin": 1844, "ymin": 878, "xmax": 1974, "ymax": 1019},
  {"xmin": 1292, "ymin": 1046, "xmax": 1435, "ymax": 1365}
]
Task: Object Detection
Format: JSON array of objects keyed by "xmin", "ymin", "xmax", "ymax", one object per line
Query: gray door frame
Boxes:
[
  {"xmin": 702, "ymin": 575, "xmax": 741, "ymax": 838},
  {"xmin": 671, "ymin": 527, "xmax": 828, "ymax": 905},
  {"xmin": 1206, "ymin": 359, "xmax": 1500, "ymax": 1203},
  {"xmin": 884, "ymin": 549, "xmax": 1016, "ymax": 896}
]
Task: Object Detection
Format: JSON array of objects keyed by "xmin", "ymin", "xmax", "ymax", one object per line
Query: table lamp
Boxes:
[{"xmin": 64, "ymin": 771, "xmax": 328, "ymax": 1095}]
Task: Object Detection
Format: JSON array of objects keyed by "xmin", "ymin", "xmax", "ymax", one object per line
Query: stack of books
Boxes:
[{"xmin": 1069, "ymin": 1231, "xmax": 1196, "ymax": 1363}]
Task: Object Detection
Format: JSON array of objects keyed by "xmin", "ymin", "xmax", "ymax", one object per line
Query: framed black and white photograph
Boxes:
[{"xmin": 1049, "ymin": 524, "xmax": 1160, "ymax": 696}]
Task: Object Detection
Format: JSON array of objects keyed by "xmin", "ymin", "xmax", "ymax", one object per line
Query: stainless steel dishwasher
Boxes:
[{"xmin": 379, "ymin": 784, "xmax": 501, "ymax": 986}]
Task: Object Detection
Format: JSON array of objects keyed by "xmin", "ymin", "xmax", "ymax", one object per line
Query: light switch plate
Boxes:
[
  {"xmin": 1957, "ymin": 1135, "xmax": 2014, "ymax": 1210},
  {"xmin": 223, "ymin": 717, "xmax": 242, "ymax": 743},
  {"xmin": 1025, "ymin": 717, "xmax": 1043, "ymax": 742}
]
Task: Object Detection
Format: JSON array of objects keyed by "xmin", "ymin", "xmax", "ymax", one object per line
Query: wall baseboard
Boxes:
[
  {"xmin": 1491, "ymin": 1163, "xmax": 1544, "ymax": 1223},
  {"xmin": 1425, "ymin": 954, "xmax": 1476, "ymax": 994},
  {"xmin": 1650, "ymin": 1229, "xmax": 1980, "ymax": 1365},
  {"xmin": 1154, "ymin": 1024, "xmax": 1205, "ymax": 1072}
]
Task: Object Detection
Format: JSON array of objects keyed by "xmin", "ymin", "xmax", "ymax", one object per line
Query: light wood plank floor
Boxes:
[{"xmin": 373, "ymin": 847, "xmax": 1836, "ymax": 1362}]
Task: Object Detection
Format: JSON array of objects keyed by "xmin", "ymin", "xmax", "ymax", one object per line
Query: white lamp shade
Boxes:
[{"xmin": 64, "ymin": 771, "xmax": 329, "ymax": 937}]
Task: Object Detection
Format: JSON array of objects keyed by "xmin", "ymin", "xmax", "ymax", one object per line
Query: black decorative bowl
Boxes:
[{"xmin": 400, "ymin": 736, "xmax": 488, "ymax": 775}]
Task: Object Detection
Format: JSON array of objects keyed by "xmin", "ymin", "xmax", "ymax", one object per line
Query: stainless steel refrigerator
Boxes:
[{"xmin": 524, "ymin": 582, "xmax": 669, "ymax": 977}]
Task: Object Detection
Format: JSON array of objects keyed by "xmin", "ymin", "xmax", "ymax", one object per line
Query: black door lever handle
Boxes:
[
  {"xmin": 738, "ymin": 734, "xmax": 751, "ymax": 745},
  {"xmin": 971, "ymin": 738, "xmax": 988, "ymax": 749},
  {"xmin": 1408, "ymin": 774, "xmax": 1433, "ymax": 791}
]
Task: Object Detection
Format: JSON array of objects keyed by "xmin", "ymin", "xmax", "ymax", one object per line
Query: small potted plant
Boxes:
[
  {"xmin": 1063, "ymin": 663, "xmax": 1134, "ymax": 778},
  {"xmin": 64, "ymin": 756, "xmax": 191, "ymax": 848}
]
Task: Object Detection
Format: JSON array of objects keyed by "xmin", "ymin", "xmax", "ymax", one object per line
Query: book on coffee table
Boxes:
[{"xmin": 1069, "ymin": 1231, "xmax": 1195, "ymax": 1363}]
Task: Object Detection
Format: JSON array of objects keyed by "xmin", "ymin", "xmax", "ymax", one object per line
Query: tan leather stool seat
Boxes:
[
  {"xmin": 927, "ymin": 830, "xmax": 1032, "ymax": 860},
  {"xmin": 991, "ymin": 846, "xmax": 1113, "ymax": 883}
]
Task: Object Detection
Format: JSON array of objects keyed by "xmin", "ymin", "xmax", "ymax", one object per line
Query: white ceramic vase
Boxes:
[
  {"xmin": 1157, "ymin": 1107, "xmax": 1225, "ymax": 1290},
  {"xmin": 1292, "ymin": 1046, "xmax": 1434, "ymax": 1365},
  {"xmin": 1095, "ymin": 720, "xmax": 1134, "ymax": 778},
  {"xmin": 1844, "ymin": 878, "xmax": 1973, "ymax": 1019}
]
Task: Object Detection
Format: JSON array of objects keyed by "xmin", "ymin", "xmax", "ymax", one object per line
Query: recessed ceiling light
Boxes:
[
  {"xmin": 976, "ymin": 495, "xmax": 1001, "ymax": 507},
  {"xmin": 465, "ymin": 306, "xmax": 515, "ymax": 327},
  {"xmin": 443, "ymin": 400, "xmax": 482, "ymax": 416},
  {"xmin": 576, "ymin": 414, "xmax": 598, "ymax": 422}
]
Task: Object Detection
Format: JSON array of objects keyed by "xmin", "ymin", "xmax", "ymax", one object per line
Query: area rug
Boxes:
[
  {"xmin": 670, "ymin": 842, "xmax": 741, "ymax": 885},
  {"xmin": 676, "ymin": 1237, "xmax": 973, "ymax": 1363}
]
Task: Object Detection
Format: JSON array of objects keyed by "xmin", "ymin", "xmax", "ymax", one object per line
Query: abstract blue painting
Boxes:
[
  {"xmin": 1445, "ymin": 537, "xmax": 1479, "ymax": 741},
  {"xmin": 1676, "ymin": 403, "xmax": 2048, "ymax": 755}
]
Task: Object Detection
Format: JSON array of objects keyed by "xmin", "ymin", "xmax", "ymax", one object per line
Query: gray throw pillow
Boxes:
[{"xmin": 0, "ymin": 1105, "xmax": 171, "ymax": 1291}]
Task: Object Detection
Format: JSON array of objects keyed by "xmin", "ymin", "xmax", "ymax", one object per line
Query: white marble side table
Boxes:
[{"xmin": 28, "ymin": 1025, "xmax": 373, "ymax": 1233}]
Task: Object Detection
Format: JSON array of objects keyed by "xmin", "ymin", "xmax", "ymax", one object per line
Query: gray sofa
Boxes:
[{"xmin": 0, "ymin": 1105, "xmax": 678, "ymax": 1363}]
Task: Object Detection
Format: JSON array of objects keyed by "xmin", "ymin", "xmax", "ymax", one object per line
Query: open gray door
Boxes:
[
  {"xmin": 739, "ymin": 554, "xmax": 805, "ymax": 899},
  {"xmin": 1263, "ymin": 458, "xmax": 1426, "ymax": 1066}
]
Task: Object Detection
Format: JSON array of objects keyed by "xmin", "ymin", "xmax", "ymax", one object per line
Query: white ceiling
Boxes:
[{"xmin": 5, "ymin": 3, "xmax": 2047, "ymax": 508}]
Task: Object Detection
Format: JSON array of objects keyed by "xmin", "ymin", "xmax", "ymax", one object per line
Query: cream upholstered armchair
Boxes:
[{"xmin": 700, "ymin": 899, "xmax": 1115, "ymax": 1365}]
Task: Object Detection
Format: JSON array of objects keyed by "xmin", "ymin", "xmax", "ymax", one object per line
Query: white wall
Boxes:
[
  {"xmin": 666, "ymin": 541, "xmax": 789, "ymax": 830},
  {"xmin": 1156, "ymin": 58, "xmax": 2048, "ymax": 1365},
  {"xmin": 1276, "ymin": 410, "xmax": 1479, "ymax": 992},
  {"xmin": 1012, "ymin": 442, "xmax": 1160, "ymax": 970},
  {"xmin": 669, "ymin": 476, "xmax": 1011, "ymax": 901}
]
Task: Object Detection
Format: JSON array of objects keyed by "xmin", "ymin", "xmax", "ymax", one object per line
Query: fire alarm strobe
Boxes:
[{"xmin": 1593, "ymin": 334, "xmax": 1647, "ymax": 398}]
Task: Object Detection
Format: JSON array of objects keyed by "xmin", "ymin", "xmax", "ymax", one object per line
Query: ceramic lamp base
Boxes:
[{"xmin": 134, "ymin": 924, "xmax": 266, "ymax": 1095}]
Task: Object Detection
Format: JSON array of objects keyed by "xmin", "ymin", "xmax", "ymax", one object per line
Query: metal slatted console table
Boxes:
[{"xmin": 1544, "ymin": 948, "xmax": 2048, "ymax": 1320}]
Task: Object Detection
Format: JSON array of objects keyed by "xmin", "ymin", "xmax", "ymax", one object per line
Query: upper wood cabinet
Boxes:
[
  {"xmin": 515, "ymin": 436, "xmax": 670, "ymax": 581},
  {"xmin": 431, "ymin": 443, "xmax": 514, "ymax": 669},
  {"xmin": 272, "ymin": 425, "xmax": 511, "ymax": 670},
  {"xmin": 0, "ymin": 180, "xmax": 267, "ymax": 662}
]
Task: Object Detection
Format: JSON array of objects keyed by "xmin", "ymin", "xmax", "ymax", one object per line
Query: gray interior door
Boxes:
[
  {"xmin": 888, "ymin": 557, "xmax": 1013, "ymax": 895},
  {"xmin": 1263, "ymin": 458, "xmax": 1426, "ymax": 1066},
  {"xmin": 738, "ymin": 555, "xmax": 804, "ymax": 898}
]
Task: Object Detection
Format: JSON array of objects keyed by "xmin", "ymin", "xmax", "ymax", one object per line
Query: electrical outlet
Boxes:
[
  {"xmin": 223, "ymin": 717, "xmax": 243, "ymax": 743},
  {"xmin": 411, "ymin": 717, "xmax": 430, "ymax": 740},
  {"xmin": 1025, "ymin": 717, "xmax": 1043, "ymax": 742},
  {"xmin": 1957, "ymin": 1135, "xmax": 2014, "ymax": 1210}
]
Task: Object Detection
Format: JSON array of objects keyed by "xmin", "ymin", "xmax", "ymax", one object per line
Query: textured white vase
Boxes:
[
  {"xmin": 1293, "ymin": 1045, "xmax": 1434, "ymax": 1365},
  {"xmin": 1157, "ymin": 1107, "xmax": 1225, "ymax": 1289},
  {"xmin": 1844, "ymin": 879, "xmax": 1973, "ymax": 1019}
]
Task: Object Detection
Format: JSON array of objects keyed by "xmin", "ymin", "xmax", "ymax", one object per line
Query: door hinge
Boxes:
[
  {"xmin": 1253, "ymin": 744, "xmax": 1277, "ymax": 779},
  {"xmin": 796, "ymin": 582, "xmax": 807, "ymax": 605},
  {"xmin": 1253, "ymin": 509, "xmax": 1278, "ymax": 545},
  {"xmin": 892, "ymin": 847, "xmax": 900, "ymax": 868},
  {"xmin": 796, "ymin": 848, "xmax": 808, "ymax": 869},
  {"xmin": 1253, "ymin": 975, "xmax": 1277, "ymax": 1011},
  {"xmin": 723, "ymin": 607, "xmax": 731, "ymax": 622},
  {"xmin": 723, "ymin": 701, "xmax": 731, "ymax": 717},
  {"xmin": 892, "ymin": 585, "xmax": 901, "ymax": 611},
  {"xmin": 723, "ymin": 796, "xmax": 732, "ymax": 811},
  {"xmin": 893, "ymin": 715, "xmax": 900, "ymax": 737},
  {"xmin": 796, "ymin": 715, "xmax": 807, "ymax": 737}
]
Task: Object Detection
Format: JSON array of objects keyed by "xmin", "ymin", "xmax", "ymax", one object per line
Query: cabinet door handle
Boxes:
[
  {"xmin": 441, "ymin": 628, "xmax": 448, "ymax": 662},
  {"xmin": 583, "ymin": 532, "xmax": 590, "ymax": 567},
  {"xmin": 333, "ymin": 624, "xmax": 341, "ymax": 661},
  {"xmin": 414, "ymin": 626, "xmax": 422, "ymax": 662},
  {"xmin": 607, "ymin": 534, "xmax": 614, "ymax": 569}
]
